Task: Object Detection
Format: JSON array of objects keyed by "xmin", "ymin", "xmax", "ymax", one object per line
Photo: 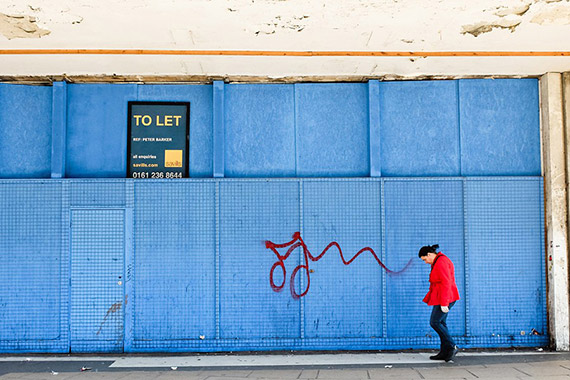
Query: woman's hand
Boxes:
[{"xmin": 441, "ymin": 306, "xmax": 449, "ymax": 313}]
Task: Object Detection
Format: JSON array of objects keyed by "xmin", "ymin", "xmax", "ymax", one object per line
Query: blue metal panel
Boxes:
[
  {"xmin": 383, "ymin": 179, "xmax": 465, "ymax": 341},
  {"xmin": 213, "ymin": 81, "xmax": 225, "ymax": 178},
  {"xmin": 220, "ymin": 181, "xmax": 300, "ymax": 339},
  {"xmin": 0, "ymin": 84, "xmax": 52, "ymax": 178},
  {"xmin": 71, "ymin": 209, "xmax": 124, "ymax": 352},
  {"xmin": 379, "ymin": 81, "xmax": 460, "ymax": 176},
  {"xmin": 465, "ymin": 178, "xmax": 546, "ymax": 339},
  {"xmin": 303, "ymin": 181, "xmax": 382, "ymax": 338},
  {"xmin": 225, "ymin": 84, "xmax": 296, "ymax": 177},
  {"xmin": 0, "ymin": 181, "xmax": 66, "ymax": 352},
  {"xmin": 137, "ymin": 84, "xmax": 213, "ymax": 177},
  {"xmin": 66, "ymin": 84, "xmax": 137, "ymax": 177},
  {"xmin": 0, "ymin": 177, "xmax": 549, "ymax": 352},
  {"xmin": 296, "ymin": 83, "xmax": 370, "ymax": 177},
  {"xmin": 51, "ymin": 81, "xmax": 67, "ymax": 178},
  {"xmin": 369, "ymin": 80, "xmax": 381, "ymax": 177},
  {"xmin": 459, "ymin": 79, "xmax": 541, "ymax": 176},
  {"xmin": 132, "ymin": 181, "xmax": 216, "ymax": 347},
  {"xmin": 70, "ymin": 180, "xmax": 126, "ymax": 207}
]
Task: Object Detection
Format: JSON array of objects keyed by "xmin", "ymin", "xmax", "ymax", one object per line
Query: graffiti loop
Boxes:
[{"xmin": 265, "ymin": 232, "xmax": 412, "ymax": 299}]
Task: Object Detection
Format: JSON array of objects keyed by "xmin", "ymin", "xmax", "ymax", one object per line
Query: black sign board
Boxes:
[{"xmin": 127, "ymin": 102, "xmax": 190, "ymax": 178}]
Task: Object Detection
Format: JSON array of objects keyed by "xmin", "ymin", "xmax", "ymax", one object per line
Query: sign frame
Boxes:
[{"xmin": 127, "ymin": 101, "xmax": 190, "ymax": 179}]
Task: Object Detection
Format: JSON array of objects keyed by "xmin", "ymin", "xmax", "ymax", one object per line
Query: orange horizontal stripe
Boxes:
[{"xmin": 0, "ymin": 49, "xmax": 569, "ymax": 57}]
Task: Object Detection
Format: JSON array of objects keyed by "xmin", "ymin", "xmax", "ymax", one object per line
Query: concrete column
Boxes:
[{"xmin": 541, "ymin": 72, "xmax": 570, "ymax": 351}]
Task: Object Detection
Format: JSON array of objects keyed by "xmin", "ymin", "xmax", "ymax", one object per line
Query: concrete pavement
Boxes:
[{"xmin": 1, "ymin": 349, "xmax": 569, "ymax": 379}]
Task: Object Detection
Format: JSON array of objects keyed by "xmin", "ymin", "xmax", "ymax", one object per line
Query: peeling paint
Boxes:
[
  {"xmin": 461, "ymin": 19, "xmax": 522, "ymax": 37},
  {"xmin": 531, "ymin": 4, "xmax": 570, "ymax": 25},
  {"xmin": 0, "ymin": 12, "xmax": 50, "ymax": 39},
  {"xmin": 494, "ymin": 3, "xmax": 531, "ymax": 17}
]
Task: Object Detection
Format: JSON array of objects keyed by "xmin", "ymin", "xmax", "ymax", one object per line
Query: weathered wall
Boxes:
[{"xmin": 0, "ymin": 0, "xmax": 569, "ymax": 79}]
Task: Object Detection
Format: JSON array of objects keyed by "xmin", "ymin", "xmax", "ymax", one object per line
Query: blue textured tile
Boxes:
[
  {"xmin": 71, "ymin": 209, "xmax": 124, "ymax": 352},
  {"xmin": 66, "ymin": 84, "xmax": 137, "ymax": 177},
  {"xmin": 303, "ymin": 181, "xmax": 382, "ymax": 338},
  {"xmin": 225, "ymin": 85, "xmax": 295, "ymax": 177},
  {"xmin": 384, "ymin": 179, "xmax": 466, "ymax": 339},
  {"xmin": 133, "ymin": 181, "xmax": 216, "ymax": 342},
  {"xmin": 296, "ymin": 84, "xmax": 370, "ymax": 176},
  {"xmin": 465, "ymin": 178, "xmax": 546, "ymax": 336},
  {"xmin": 0, "ymin": 84, "xmax": 52, "ymax": 178},
  {"xmin": 459, "ymin": 79, "xmax": 540, "ymax": 176},
  {"xmin": 220, "ymin": 181, "xmax": 300, "ymax": 338},
  {"xmin": 0, "ymin": 182, "xmax": 67, "ymax": 352},
  {"xmin": 379, "ymin": 81, "xmax": 460, "ymax": 176}
]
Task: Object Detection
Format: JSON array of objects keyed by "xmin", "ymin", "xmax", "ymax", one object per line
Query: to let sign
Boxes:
[{"xmin": 127, "ymin": 102, "xmax": 190, "ymax": 179}]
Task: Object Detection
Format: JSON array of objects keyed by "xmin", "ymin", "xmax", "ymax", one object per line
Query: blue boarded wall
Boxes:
[
  {"xmin": 0, "ymin": 80, "xmax": 540, "ymax": 179},
  {"xmin": 0, "ymin": 178, "xmax": 546, "ymax": 352},
  {"xmin": 0, "ymin": 79, "xmax": 546, "ymax": 352}
]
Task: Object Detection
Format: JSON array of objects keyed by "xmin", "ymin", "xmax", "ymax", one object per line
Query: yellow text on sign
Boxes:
[
  {"xmin": 165, "ymin": 150, "xmax": 183, "ymax": 168},
  {"xmin": 133, "ymin": 115, "xmax": 182, "ymax": 127}
]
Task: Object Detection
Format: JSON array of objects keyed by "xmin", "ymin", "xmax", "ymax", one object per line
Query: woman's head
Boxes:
[{"xmin": 418, "ymin": 244, "xmax": 439, "ymax": 264}]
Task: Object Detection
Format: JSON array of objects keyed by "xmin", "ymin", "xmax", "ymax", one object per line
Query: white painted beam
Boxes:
[{"xmin": 541, "ymin": 72, "xmax": 570, "ymax": 351}]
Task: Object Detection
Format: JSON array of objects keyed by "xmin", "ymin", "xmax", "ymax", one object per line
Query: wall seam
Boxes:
[
  {"xmin": 457, "ymin": 80, "xmax": 462, "ymax": 176},
  {"xmin": 294, "ymin": 84, "xmax": 298, "ymax": 177},
  {"xmin": 299, "ymin": 179, "xmax": 304, "ymax": 340}
]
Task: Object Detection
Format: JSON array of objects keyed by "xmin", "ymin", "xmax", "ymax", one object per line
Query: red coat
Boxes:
[{"xmin": 423, "ymin": 253, "xmax": 460, "ymax": 307}]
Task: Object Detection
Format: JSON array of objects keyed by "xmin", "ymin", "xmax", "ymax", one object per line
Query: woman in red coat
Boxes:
[{"xmin": 419, "ymin": 244, "xmax": 460, "ymax": 362}]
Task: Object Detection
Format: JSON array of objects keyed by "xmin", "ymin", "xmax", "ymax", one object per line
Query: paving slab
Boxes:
[
  {"xmin": 316, "ymin": 369, "xmax": 369, "ymax": 379},
  {"xmin": 298, "ymin": 369, "xmax": 319, "ymax": 379},
  {"xmin": 2, "ymin": 351, "xmax": 570, "ymax": 380},
  {"xmin": 247, "ymin": 369, "xmax": 303, "ymax": 379},
  {"xmin": 146, "ymin": 372, "xmax": 210, "ymax": 380},
  {"xmin": 464, "ymin": 365, "xmax": 531, "ymax": 378},
  {"xmin": 512, "ymin": 362, "xmax": 570, "ymax": 376},
  {"xmin": 368, "ymin": 367, "xmax": 423, "ymax": 379},
  {"xmin": 414, "ymin": 367, "xmax": 478, "ymax": 379}
]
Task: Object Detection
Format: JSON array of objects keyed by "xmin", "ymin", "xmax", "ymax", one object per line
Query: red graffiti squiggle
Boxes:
[{"xmin": 265, "ymin": 232, "xmax": 413, "ymax": 300}]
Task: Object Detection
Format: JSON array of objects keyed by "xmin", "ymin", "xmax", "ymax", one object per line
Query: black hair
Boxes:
[{"xmin": 418, "ymin": 244, "xmax": 439, "ymax": 257}]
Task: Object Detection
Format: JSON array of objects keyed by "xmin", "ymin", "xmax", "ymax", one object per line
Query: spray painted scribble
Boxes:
[{"xmin": 265, "ymin": 232, "xmax": 413, "ymax": 299}]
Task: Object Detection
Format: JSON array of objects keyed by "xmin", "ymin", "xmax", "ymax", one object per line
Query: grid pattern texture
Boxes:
[
  {"xmin": 384, "ymin": 180, "xmax": 466, "ymax": 340},
  {"xmin": 71, "ymin": 181, "xmax": 126, "ymax": 207},
  {"xmin": 71, "ymin": 209, "xmax": 124, "ymax": 352},
  {"xmin": 133, "ymin": 182, "xmax": 216, "ymax": 346},
  {"xmin": 465, "ymin": 178, "xmax": 546, "ymax": 338},
  {"xmin": 219, "ymin": 181, "xmax": 301, "ymax": 339},
  {"xmin": 0, "ymin": 178, "xmax": 548, "ymax": 352},
  {"xmin": 302, "ymin": 181, "xmax": 383, "ymax": 339},
  {"xmin": 0, "ymin": 182, "xmax": 66, "ymax": 352}
]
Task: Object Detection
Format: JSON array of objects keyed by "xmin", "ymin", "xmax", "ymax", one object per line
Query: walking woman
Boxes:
[{"xmin": 419, "ymin": 244, "xmax": 460, "ymax": 361}]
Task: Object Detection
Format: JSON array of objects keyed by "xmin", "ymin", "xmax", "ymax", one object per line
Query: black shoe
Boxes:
[
  {"xmin": 444, "ymin": 345, "xmax": 458, "ymax": 362},
  {"xmin": 429, "ymin": 351, "xmax": 446, "ymax": 360}
]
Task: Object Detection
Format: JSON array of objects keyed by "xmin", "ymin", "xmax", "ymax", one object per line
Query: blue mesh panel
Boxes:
[
  {"xmin": 384, "ymin": 179, "xmax": 466, "ymax": 342},
  {"xmin": 0, "ymin": 182, "xmax": 66, "ymax": 352},
  {"xmin": 0, "ymin": 178, "xmax": 549, "ymax": 352},
  {"xmin": 220, "ymin": 181, "xmax": 300, "ymax": 339},
  {"xmin": 71, "ymin": 209, "xmax": 124, "ymax": 352},
  {"xmin": 71, "ymin": 181, "xmax": 126, "ymax": 207},
  {"xmin": 465, "ymin": 178, "xmax": 546, "ymax": 342},
  {"xmin": 303, "ymin": 181, "xmax": 383, "ymax": 338},
  {"xmin": 133, "ymin": 181, "xmax": 216, "ymax": 346}
]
